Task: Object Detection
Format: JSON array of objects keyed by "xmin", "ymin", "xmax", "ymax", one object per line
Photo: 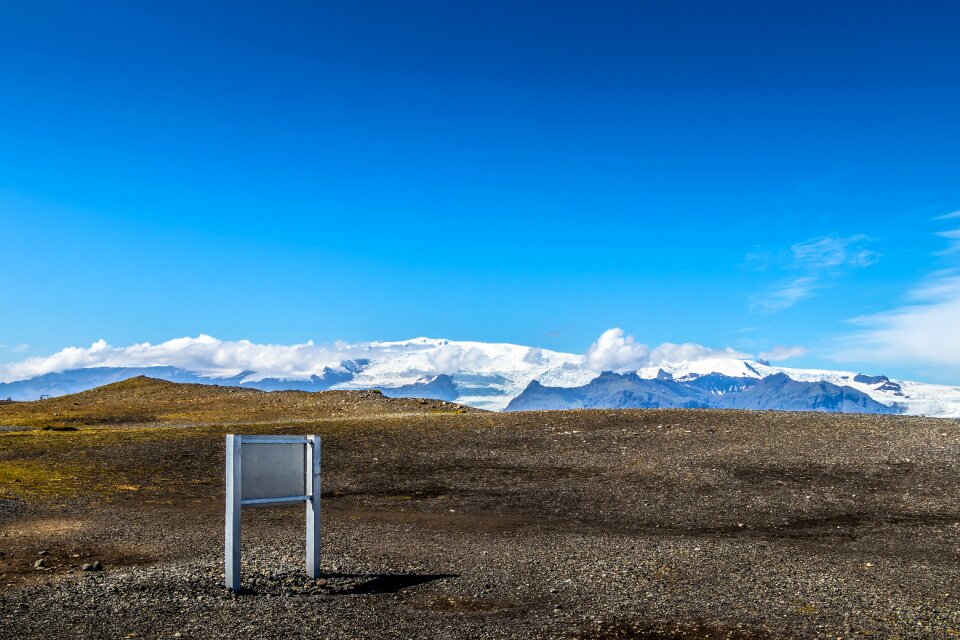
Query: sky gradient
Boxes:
[{"xmin": 2, "ymin": 1, "xmax": 960, "ymax": 383}]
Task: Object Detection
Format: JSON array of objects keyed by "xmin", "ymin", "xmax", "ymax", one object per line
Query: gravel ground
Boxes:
[{"xmin": 1, "ymin": 407, "xmax": 959, "ymax": 638}]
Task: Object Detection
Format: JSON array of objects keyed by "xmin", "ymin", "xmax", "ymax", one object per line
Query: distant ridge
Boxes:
[
  {"xmin": 506, "ymin": 371, "xmax": 898, "ymax": 414},
  {"xmin": 0, "ymin": 375, "xmax": 475, "ymax": 427},
  {"xmin": 1, "ymin": 337, "xmax": 959, "ymax": 416}
]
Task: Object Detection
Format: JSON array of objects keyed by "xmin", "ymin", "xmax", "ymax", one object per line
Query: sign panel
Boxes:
[{"xmin": 240, "ymin": 443, "xmax": 306, "ymax": 501}]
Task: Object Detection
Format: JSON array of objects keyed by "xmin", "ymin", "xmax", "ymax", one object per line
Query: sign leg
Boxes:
[
  {"xmin": 306, "ymin": 435, "xmax": 321, "ymax": 578},
  {"xmin": 225, "ymin": 435, "xmax": 242, "ymax": 591}
]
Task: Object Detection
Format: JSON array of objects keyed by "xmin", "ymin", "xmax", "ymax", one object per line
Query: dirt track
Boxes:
[{"xmin": 1, "ymin": 397, "xmax": 959, "ymax": 638}]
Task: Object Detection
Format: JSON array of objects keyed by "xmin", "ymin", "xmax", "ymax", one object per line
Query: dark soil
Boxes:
[{"xmin": 0, "ymin": 383, "xmax": 959, "ymax": 638}]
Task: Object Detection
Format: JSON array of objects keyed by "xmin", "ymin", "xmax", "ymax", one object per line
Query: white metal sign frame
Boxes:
[{"xmin": 225, "ymin": 434, "xmax": 321, "ymax": 591}]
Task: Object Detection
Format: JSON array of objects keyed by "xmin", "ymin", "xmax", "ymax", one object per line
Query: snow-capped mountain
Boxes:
[
  {"xmin": 747, "ymin": 363, "xmax": 960, "ymax": 419},
  {"xmin": 338, "ymin": 338, "xmax": 594, "ymax": 409},
  {"xmin": 629, "ymin": 359, "xmax": 960, "ymax": 418},
  {"xmin": 507, "ymin": 371, "xmax": 900, "ymax": 414},
  {"xmin": 1, "ymin": 336, "xmax": 959, "ymax": 417}
]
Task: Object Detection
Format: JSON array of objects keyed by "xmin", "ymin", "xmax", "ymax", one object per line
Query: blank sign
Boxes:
[
  {"xmin": 240, "ymin": 442, "xmax": 306, "ymax": 500},
  {"xmin": 226, "ymin": 434, "xmax": 321, "ymax": 592}
]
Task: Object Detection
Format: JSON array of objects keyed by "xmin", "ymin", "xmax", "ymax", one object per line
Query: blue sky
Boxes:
[{"xmin": 2, "ymin": 1, "xmax": 960, "ymax": 383}]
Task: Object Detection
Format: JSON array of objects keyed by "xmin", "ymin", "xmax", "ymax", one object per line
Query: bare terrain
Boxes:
[{"xmin": 0, "ymin": 377, "xmax": 959, "ymax": 638}]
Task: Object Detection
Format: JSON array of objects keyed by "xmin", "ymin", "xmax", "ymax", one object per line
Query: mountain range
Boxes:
[
  {"xmin": 505, "ymin": 371, "xmax": 898, "ymax": 414},
  {"xmin": 2, "ymin": 337, "xmax": 959, "ymax": 417}
]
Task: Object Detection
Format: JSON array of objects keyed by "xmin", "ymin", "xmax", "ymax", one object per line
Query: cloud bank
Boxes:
[
  {"xmin": 0, "ymin": 335, "xmax": 347, "ymax": 383},
  {"xmin": 0, "ymin": 330, "xmax": 757, "ymax": 384},
  {"xmin": 584, "ymin": 328, "xmax": 749, "ymax": 372},
  {"xmin": 0, "ymin": 335, "xmax": 502, "ymax": 384}
]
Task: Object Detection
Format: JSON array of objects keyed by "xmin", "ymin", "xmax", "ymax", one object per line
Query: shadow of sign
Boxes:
[
  {"xmin": 235, "ymin": 572, "xmax": 458, "ymax": 597},
  {"xmin": 326, "ymin": 572, "xmax": 459, "ymax": 595}
]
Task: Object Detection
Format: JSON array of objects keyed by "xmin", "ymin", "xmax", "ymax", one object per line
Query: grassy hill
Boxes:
[{"xmin": 0, "ymin": 375, "xmax": 476, "ymax": 428}]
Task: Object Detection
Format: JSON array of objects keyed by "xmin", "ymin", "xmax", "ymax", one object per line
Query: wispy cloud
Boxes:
[
  {"xmin": 584, "ymin": 328, "xmax": 749, "ymax": 372},
  {"xmin": 750, "ymin": 276, "xmax": 820, "ymax": 312},
  {"xmin": 748, "ymin": 233, "xmax": 878, "ymax": 312},
  {"xmin": 835, "ymin": 270, "xmax": 960, "ymax": 375},
  {"xmin": 759, "ymin": 345, "xmax": 808, "ymax": 362},
  {"xmin": 789, "ymin": 234, "xmax": 879, "ymax": 270},
  {"xmin": 936, "ymin": 228, "xmax": 960, "ymax": 255},
  {"xmin": 832, "ymin": 214, "xmax": 960, "ymax": 378}
]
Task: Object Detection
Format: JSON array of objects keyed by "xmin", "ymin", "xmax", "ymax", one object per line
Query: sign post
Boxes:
[{"xmin": 224, "ymin": 434, "xmax": 321, "ymax": 592}]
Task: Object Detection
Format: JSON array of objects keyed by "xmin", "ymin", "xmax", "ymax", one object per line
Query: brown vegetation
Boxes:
[{"xmin": 0, "ymin": 375, "xmax": 475, "ymax": 428}]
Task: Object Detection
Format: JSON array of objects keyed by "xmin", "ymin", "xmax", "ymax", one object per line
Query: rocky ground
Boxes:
[{"xmin": 1, "ymin": 381, "xmax": 959, "ymax": 638}]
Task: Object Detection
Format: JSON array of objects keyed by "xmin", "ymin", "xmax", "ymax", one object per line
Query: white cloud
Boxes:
[
  {"xmin": 0, "ymin": 335, "xmax": 535, "ymax": 384},
  {"xmin": 523, "ymin": 347, "xmax": 547, "ymax": 365},
  {"xmin": 935, "ymin": 210, "xmax": 960, "ymax": 220},
  {"xmin": 759, "ymin": 346, "xmax": 808, "ymax": 362},
  {"xmin": 584, "ymin": 329, "xmax": 650, "ymax": 371},
  {"xmin": 835, "ymin": 271, "xmax": 960, "ymax": 374},
  {"xmin": 584, "ymin": 328, "xmax": 748, "ymax": 372},
  {"xmin": 648, "ymin": 342, "xmax": 748, "ymax": 364},
  {"xmin": 411, "ymin": 343, "xmax": 491, "ymax": 375},
  {"xmin": 0, "ymin": 329, "xmax": 764, "ymax": 384},
  {"xmin": 0, "ymin": 335, "xmax": 334, "ymax": 383}
]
